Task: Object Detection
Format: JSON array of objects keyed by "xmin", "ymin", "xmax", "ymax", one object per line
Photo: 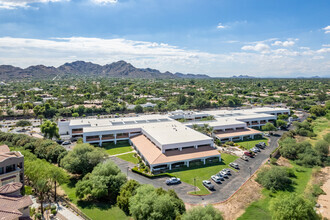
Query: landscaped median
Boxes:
[
  {"xmin": 101, "ymin": 141, "xmax": 133, "ymax": 155},
  {"xmin": 235, "ymin": 138, "xmax": 269, "ymax": 150}
]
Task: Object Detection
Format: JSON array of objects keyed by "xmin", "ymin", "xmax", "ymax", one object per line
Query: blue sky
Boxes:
[{"xmin": 0, "ymin": 0, "xmax": 329, "ymax": 77}]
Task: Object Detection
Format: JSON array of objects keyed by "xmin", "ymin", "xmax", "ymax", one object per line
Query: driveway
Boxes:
[{"xmin": 109, "ymin": 132, "xmax": 283, "ymax": 204}]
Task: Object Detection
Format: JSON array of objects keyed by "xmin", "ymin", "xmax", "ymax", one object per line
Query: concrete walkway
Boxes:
[
  {"xmin": 109, "ymin": 150, "xmax": 136, "ymax": 157},
  {"xmin": 55, "ymin": 203, "xmax": 84, "ymax": 220}
]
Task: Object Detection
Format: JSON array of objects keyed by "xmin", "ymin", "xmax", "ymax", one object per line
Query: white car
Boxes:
[
  {"xmin": 229, "ymin": 162, "xmax": 239, "ymax": 169},
  {"xmin": 211, "ymin": 175, "xmax": 222, "ymax": 183},
  {"xmin": 165, "ymin": 177, "xmax": 181, "ymax": 185},
  {"xmin": 219, "ymin": 171, "xmax": 228, "ymax": 178},
  {"xmin": 222, "ymin": 168, "xmax": 231, "ymax": 175}
]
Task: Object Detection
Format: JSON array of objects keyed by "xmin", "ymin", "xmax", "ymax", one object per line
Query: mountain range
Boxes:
[{"xmin": 0, "ymin": 61, "xmax": 210, "ymax": 80}]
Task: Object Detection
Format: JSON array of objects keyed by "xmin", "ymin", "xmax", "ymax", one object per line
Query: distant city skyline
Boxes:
[{"xmin": 0, "ymin": 0, "xmax": 329, "ymax": 77}]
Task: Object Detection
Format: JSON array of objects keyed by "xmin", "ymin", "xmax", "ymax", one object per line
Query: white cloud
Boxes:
[
  {"xmin": 272, "ymin": 40, "xmax": 295, "ymax": 47},
  {"xmin": 0, "ymin": 0, "xmax": 68, "ymax": 9},
  {"xmin": 323, "ymin": 25, "xmax": 330, "ymax": 34},
  {"xmin": 217, "ymin": 23, "xmax": 226, "ymax": 29},
  {"xmin": 0, "ymin": 37, "xmax": 329, "ymax": 77},
  {"xmin": 241, "ymin": 43, "xmax": 270, "ymax": 53},
  {"xmin": 91, "ymin": 0, "xmax": 117, "ymax": 4}
]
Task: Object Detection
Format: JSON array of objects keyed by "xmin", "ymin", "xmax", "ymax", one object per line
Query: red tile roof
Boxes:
[{"xmin": 0, "ymin": 194, "xmax": 32, "ymax": 220}]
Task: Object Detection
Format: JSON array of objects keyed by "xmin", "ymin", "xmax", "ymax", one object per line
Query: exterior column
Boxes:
[
  {"xmin": 150, "ymin": 166, "xmax": 154, "ymax": 173},
  {"xmin": 83, "ymin": 135, "xmax": 86, "ymax": 143},
  {"xmin": 218, "ymin": 156, "xmax": 221, "ymax": 162},
  {"xmin": 240, "ymin": 136, "xmax": 243, "ymax": 141},
  {"xmin": 186, "ymin": 161, "xmax": 189, "ymax": 167},
  {"xmin": 234, "ymin": 127, "xmax": 236, "ymax": 130},
  {"xmin": 169, "ymin": 164, "xmax": 172, "ymax": 170},
  {"xmin": 229, "ymin": 137, "xmax": 233, "ymax": 141},
  {"xmin": 99, "ymin": 135, "xmax": 102, "ymax": 147},
  {"xmin": 114, "ymin": 134, "xmax": 117, "ymax": 144},
  {"xmin": 194, "ymin": 145, "xmax": 198, "ymax": 149},
  {"xmin": 202, "ymin": 158, "xmax": 206, "ymax": 165},
  {"xmin": 179, "ymin": 147, "xmax": 182, "ymax": 151}
]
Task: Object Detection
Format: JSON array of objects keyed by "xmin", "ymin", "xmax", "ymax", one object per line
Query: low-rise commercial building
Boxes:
[{"xmin": 58, "ymin": 107, "xmax": 289, "ymax": 172}]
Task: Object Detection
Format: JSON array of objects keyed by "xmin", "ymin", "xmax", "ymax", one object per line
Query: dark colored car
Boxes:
[{"xmin": 244, "ymin": 151, "xmax": 253, "ymax": 157}]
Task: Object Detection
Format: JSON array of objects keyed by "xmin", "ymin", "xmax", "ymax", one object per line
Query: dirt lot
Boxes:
[
  {"xmin": 317, "ymin": 166, "xmax": 330, "ymax": 219},
  {"xmin": 185, "ymin": 175, "xmax": 262, "ymax": 220}
]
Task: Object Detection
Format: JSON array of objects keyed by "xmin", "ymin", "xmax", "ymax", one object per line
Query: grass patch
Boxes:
[
  {"xmin": 101, "ymin": 141, "xmax": 133, "ymax": 155},
  {"xmin": 309, "ymin": 116, "xmax": 330, "ymax": 145},
  {"xmin": 61, "ymin": 179, "xmax": 129, "ymax": 220},
  {"xmin": 238, "ymin": 162, "xmax": 313, "ymax": 220},
  {"xmin": 117, "ymin": 152, "xmax": 139, "ymax": 164},
  {"xmin": 235, "ymin": 138, "xmax": 269, "ymax": 150},
  {"xmin": 24, "ymin": 185, "xmax": 33, "ymax": 195},
  {"xmin": 167, "ymin": 153, "xmax": 238, "ymax": 195}
]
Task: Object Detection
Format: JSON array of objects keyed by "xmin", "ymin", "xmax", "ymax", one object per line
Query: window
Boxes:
[
  {"xmin": 0, "ymin": 167, "xmax": 3, "ymax": 175},
  {"xmin": 6, "ymin": 164, "xmax": 15, "ymax": 173}
]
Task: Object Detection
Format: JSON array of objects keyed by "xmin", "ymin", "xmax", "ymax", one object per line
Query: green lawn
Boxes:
[
  {"xmin": 309, "ymin": 116, "xmax": 330, "ymax": 145},
  {"xmin": 238, "ymin": 162, "xmax": 313, "ymax": 220},
  {"xmin": 168, "ymin": 153, "xmax": 238, "ymax": 195},
  {"xmin": 101, "ymin": 141, "xmax": 133, "ymax": 155},
  {"xmin": 117, "ymin": 152, "xmax": 139, "ymax": 164},
  {"xmin": 61, "ymin": 179, "xmax": 129, "ymax": 220},
  {"xmin": 235, "ymin": 138, "xmax": 269, "ymax": 150}
]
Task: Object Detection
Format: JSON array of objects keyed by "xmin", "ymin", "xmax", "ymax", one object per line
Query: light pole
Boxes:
[{"xmin": 194, "ymin": 178, "xmax": 196, "ymax": 194}]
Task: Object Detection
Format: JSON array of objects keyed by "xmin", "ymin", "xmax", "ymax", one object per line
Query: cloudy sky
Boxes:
[{"xmin": 0, "ymin": 0, "xmax": 329, "ymax": 77}]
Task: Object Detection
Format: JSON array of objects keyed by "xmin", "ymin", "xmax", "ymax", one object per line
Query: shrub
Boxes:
[{"xmin": 256, "ymin": 166, "xmax": 292, "ymax": 192}]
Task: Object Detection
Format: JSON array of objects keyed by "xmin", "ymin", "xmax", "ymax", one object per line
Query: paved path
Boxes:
[
  {"xmin": 109, "ymin": 132, "xmax": 283, "ymax": 204},
  {"xmin": 109, "ymin": 150, "xmax": 136, "ymax": 157}
]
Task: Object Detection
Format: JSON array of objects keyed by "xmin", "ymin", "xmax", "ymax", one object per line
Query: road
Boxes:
[{"xmin": 109, "ymin": 131, "xmax": 283, "ymax": 204}]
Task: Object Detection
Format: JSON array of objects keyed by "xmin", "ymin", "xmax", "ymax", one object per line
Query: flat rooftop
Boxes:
[
  {"xmin": 215, "ymin": 128, "xmax": 263, "ymax": 139},
  {"xmin": 131, "ymin": 135, "xmax": 220, "ymax": 165},
  {"xmin": 141, "ymin": 121, "xmax": 213, "ymax": 146},
  {"xmin": 70, "ymin": 114, "xmax": 170, "ymax": 127}
]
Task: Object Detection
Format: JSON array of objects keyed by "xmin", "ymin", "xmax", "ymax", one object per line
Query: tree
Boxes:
[
  {"xmin": 309, "ymin": 105, "xmax": 326, "ymax": 117},
  {"xmin": 276, "ymin": 119, "xmax": 287, "ymax": 129},
  {"xmin": 182, "ymin": 205, "xmax": 223, "ymax": 220},
  {"xmin": 134, "ymin": 105, "xmax": 143, "ymax": 113},
  {"xmin": 256, "ymin": 166, "xmax": 292, "ymax": 192},
  {"xmin": 129, "ymin": 184, "xmax": 185, "ymax": 220},
  {"xmin": 270, "ymin": 194, "xmax": 320, "ymax": 220},
  {"xmin": 117, "ymin": 180, "xmax": 140, "ymax": 215},
  {"xmin": 40, "ymin": 120, "xmax": 59, "ymax": 140},
  {"xmin": 315, "ymin": 140, "xmax": 329, "ymax": 158},
  {"xmin": 60, "ymin": 143, "xmax": 106, "ymax": 175},
  {"xmin": 262, "ymin": 122, "xmax": 277, "ymax": 131},
  {"xmin": 49, "ymin": 166, "xmax": 69, "ymax": 202},
  {"xmin": 76, "ymin": 160, "xmax": 126, "ymax": 202},
  {"xmin": 72, "ymin": 112, "xmax": 79, "ymax": 117},
  {"xmin": 324, "ymin": 133, "xmax": 330, "ymax": 144}
]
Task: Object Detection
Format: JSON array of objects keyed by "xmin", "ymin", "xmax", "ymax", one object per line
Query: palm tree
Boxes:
[{"xmin": 49, "ymin": 166, "xmax": 68, "ymax": 202}]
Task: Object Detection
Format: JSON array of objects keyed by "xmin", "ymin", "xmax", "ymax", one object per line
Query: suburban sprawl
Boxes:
[{"xmin": 0, "ymin": 77, "xmax": 328, "ymax": 220}]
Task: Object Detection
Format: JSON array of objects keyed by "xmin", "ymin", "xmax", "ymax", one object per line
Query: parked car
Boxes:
[
  {"xmin": 222, "ymin": 168, "xmax": 231, "ymax": 175},
  {"xmin": 62, "ymin": 141, "xmax": 71, "ymax": 145},
  {"xmin": 256, "ymin": 143, "xmax": 265, "ymax": 149},
  {"xmin": 211, "ymin": 175, "xmax": 222, "ymax": 183},
  {"xmin": 253, "ymin": 146, "xmax": 261, "ymax": 152},
  {"xmin": 229, "ymin": 162, "xmax": 239, "ymax": 169},
  {"xmin": 203, "ymin": 180, "xmax": 215, "ymax": 190},
  {"xmin": 244, "ymin": 151, "xmax": 253, "ymax": 157},
  {"xmin": 259, "ymin": 142, "xmax": 266, "ymax": 147},
  {"xmin": 165, "ymin": 177, "xmax": 181, "ymax": 185},
  {"xmin": 215, "ymin": 173, "xmax": 225, "ymax": 181},
  {"xmin": 251, "ymin": 147, "xmax": 259, "ymax": 153},
  {"xmin": 56, "ymin": 140, "xmax": 64, "ymax": 144},
  {"xmin": 241, "ymin": 155, "xmax": 249, "ymax": 161},
  {"xmin": 219, "ymin": 171, "xmax": 228, "ymax": 178},
  {"xmin": 264, "ymin": 133, "xmax": 270, "ymax": 137}
]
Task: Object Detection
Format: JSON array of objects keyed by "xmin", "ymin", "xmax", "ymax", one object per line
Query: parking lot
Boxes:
[{"xmin": 110, "ymin": 131, "xmax": 283, "ymax": 204}]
